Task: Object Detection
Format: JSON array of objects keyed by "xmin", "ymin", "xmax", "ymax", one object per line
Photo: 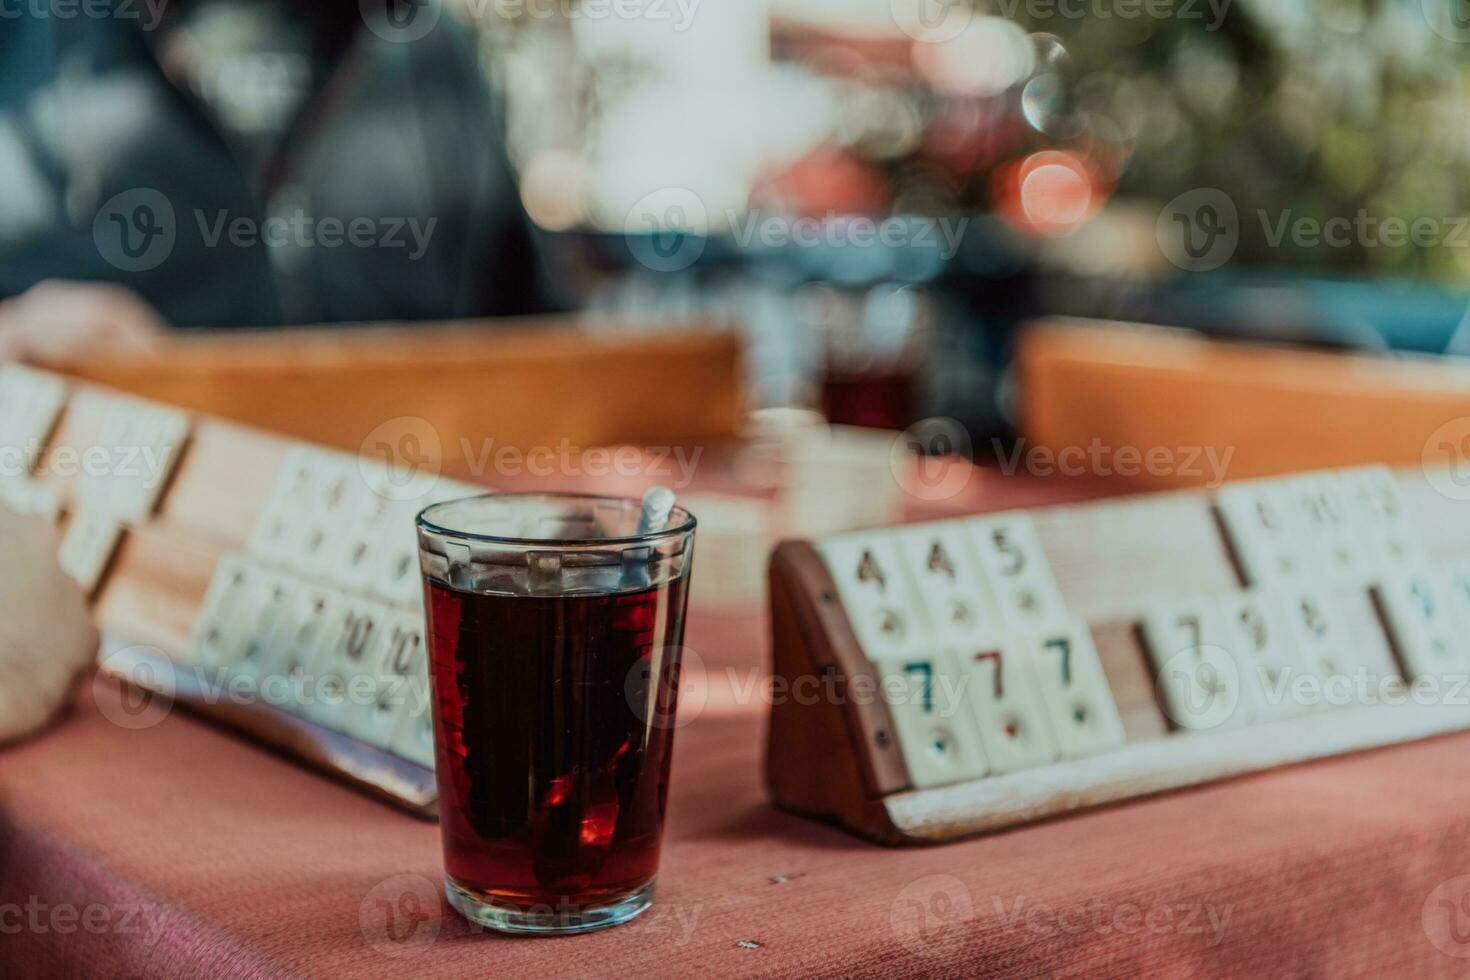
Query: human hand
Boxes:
[
  {"xmin": 0, "ymin": 505, "xmax": 98, "ymax": 745},
  {"xmin": 0, "ymin": 280, "xmax": 168, "ymax": 364}
]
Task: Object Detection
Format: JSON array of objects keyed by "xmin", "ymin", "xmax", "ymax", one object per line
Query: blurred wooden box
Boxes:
[
  {"xmin": 56, "ymin": 318, "xmax": 743, "ymax": 474},
  {"xmin": 1016, "ymin": 317, "xmax": 1470, "ymax": 488}
]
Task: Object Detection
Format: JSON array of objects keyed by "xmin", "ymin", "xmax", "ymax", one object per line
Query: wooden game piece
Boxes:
[
  {"xmin": 72, "ymin": 391, "xmax": 190, "ymax": 523},
  {"xmin": 1218, "ymin": 592, "xmax": 1307, "ymax": 721},
  {"xmin": 293, "ymin": 593, "xmax": 376, "ymax": 727},
  {"xmin": 1142, "ymin": 600, "xmax": 1252, "ymax": 730},
  {"xmin": 231, "ymin": 572, "xmax": 299, "ymax": 685},
  {"xmin": 1283, "ymin": 473, "xmax": 1370, "ymax": 586},
  {"xmin": 953, "ymin": 638, "xmax": 1060, "ymax": 774},
  {"xmin": 0, "ymin": 479, "xmax": 61, "ymax": 523},
  {"xmin": 57, "ymin": 510, "xmax": 124, "ymax": 597},
  {"xmin": 815, "ymin": 533, "xmax": 931, "ymax": 661},
  {"xmin": 0, "ymin": 363, "xmax": 66, "ymax": 459},
  {"xmin": 869, "ymin": 649, "xmax": 990, "ymax": 788},
  {"xmin": 1339, "ymin": 465, "xmax": 1426, "ymax": 574},
  {"xmin": 343, "ymin": 612, "xmax": 425, "ymax": 750},
  {"xmin": 967, "ymin": 513, "xmax": 1069, "ymax": 631},
  {"xmin": 1215, "ymin": 479, "xmax": 1314, "ymax": 586},
  {"xmin": 255, "ymin": 585, "xmax": 340, "ymax": 710},
  {"xmin": 189, "ymin": 554, "xmax": 258, "ymax": 670},
  {"xmin": 1275, "ymin": 588, "xmax": 1361, "ymax": 704},
  {"xmin": 1439, "ymin": 560, "xmax": 1470, "ymax": 636},
  {"xmin": 894, "ymin": 522, "xmax": 1005, "ymax": 646},
  {"xmin": 1029, "ymin": 621, "xmax": 1128, "ymax": 756},
  {"xmin": 390, "ymin": 635, "xmax": 437, "ymax": 770},
  {"xmin": 1374, "ymin": 571, "xmax": 1470, "ymax": 682},
  {"xmin": 248, "ymin": 445, "xmax": 322, "ymax": 566}
]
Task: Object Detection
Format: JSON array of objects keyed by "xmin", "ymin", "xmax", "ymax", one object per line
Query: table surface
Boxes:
[{"xmin": 5, "ymin": 469, "xmax": 1470, "ymax": 978}]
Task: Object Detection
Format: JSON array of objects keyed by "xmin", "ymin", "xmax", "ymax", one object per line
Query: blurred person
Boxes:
[{"xmin": 0, "ymin": 1, "xmax": 558, "ymax": 363}]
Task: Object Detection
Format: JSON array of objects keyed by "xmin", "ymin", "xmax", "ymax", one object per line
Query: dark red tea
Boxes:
[{"xmin": 424, "ymin": 574, "xmax": 690, "ymax": 913}]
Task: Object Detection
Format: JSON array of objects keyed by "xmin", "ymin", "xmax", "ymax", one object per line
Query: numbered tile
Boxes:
[
  {"xmin": 1440, "ymin": 560, "xmax": 1470, "ymax": 636},
  {"xmin": 1276, "ymin": 588, "xmax": 1361, "ymax": 701},
  {"xmin": 1339, "ymin": 466, "xmax": 1425, "ymax": 573},
  {"xmin": 373, "ymin": 499, "xmax": 427, "ymax": 606},
  {"xmin": 816, "ymin": 534, "xmax": 930, "ymax": 660},
  {"xmin": 954, "ymin": 641, "xmax": 1059, "ymax": 774},
  {"xmin": 74, "ymin": 393, "xmax": 190, "ymax": 522},
  {"xmin": 894, "ymin": 523, "xmax": 1003, "ymax": 645},
  {"xmin": 1029, "ymin": 622, "xmax": 1127, "ymax": 756},
  {"xmin": 190, "ymin": 554, "xmax": 262, "ymax": 670},
  {"xmin": 1215, "ymin": 481, "xmax": 1313, "ymax": 586},
  {"xmin": 57, "ymin": 510, "xmax": 123, "ymax": 596},
  {"xmin": 344, "ymin": 612, "xmax": 426, "ymax": 749},
  {"xmin": 231, "ymin": 574, "xmax": 300, "ymax": 683},
  {"xmin": 1375, "ymin": 572, "xmax": 1470, "ymax": 682},
  {"xmin": 1142, "ymin": 601, "xmax": 1250, "ymax": 730},
  {"xmin": 389, "ymin": 636, "xmax": 437, "ymax": 769},
  {"xmin": 292, "ymin": 454, "xmax": 365, "ymax": 579},
  {"xmin": 1219, "ymin": 592, "xmax": 1306, "ymax": 720},
  {"xmin": 968, "ymin": 514, "xmax": 1069, "ymax": 631},
  {"xmin": 0, "ymin": 364, "xmax": 66, "ymax": 458},
  {"xmin": 250, "ymin": 447, "xmax": 358, "ymax": 575},
  {"xmin": 301, "ymin": 596, "xmax": 393, "ymax": 729},
  {"xmin": 333, "ymin": 486, "xmax": 392, "ymax": 596},
  {"xmin": 0, "ymin": 478, "xmax": 60, "ymax": 523},
  {"xmin": 873, "ymin": 651, "xmax": 989, "ymax": 788},
  {"xmin": 256, "ymin": 586, "xmax": 341, "ymax": 713},
  {"xmin": 1284, "ymin": 473, "xmax": 1368, "ymax": 586},
  {"xmin": 249, "ymin": 447, "xmax": 322, "ymax": 564}
]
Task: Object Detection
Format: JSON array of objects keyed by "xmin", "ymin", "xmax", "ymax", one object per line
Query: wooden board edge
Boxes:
[{"xmin": 882, "ymin": 698, "xmax": 1470, "ymax": 842}]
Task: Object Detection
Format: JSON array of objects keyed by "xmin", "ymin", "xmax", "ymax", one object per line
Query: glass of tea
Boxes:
[{"xmin": 415, "ymin": 492, "xmax": 696, "ymax": 935}]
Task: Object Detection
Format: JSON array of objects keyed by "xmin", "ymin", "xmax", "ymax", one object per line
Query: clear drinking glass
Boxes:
[{"xmin": 415, "ymin": 493, "xmax": 696, "ymax": 935}]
